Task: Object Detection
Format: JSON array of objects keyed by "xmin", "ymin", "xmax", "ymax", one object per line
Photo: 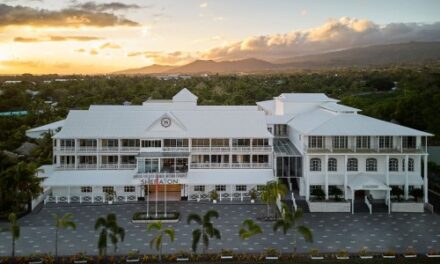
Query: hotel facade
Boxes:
[{"xmin": 35, "ymin": 88, "xmax": 432, "ymax": 212}]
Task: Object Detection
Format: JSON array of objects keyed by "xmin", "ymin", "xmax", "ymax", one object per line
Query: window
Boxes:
[
  {"xmin": 252, "ymin": 155, "xmax": 269, "ymax": 163},
  {"xmin": 356, "ymin": 136, "xmax": 370, "ymax": 149},
  {"xmin": 61, "ymin": 139, "xmax": 75, "ymax": 147},
  {"xmin": 252, "ymin": 138, "xmax": 269, "ymax": 146},
  {"xmin": 192, "ymin": 138, "xmax": 210, "ymax": 147},
  {"xmin": 215, "ymin": 185, "xmax": 226, "ymax": 192},
  {"xmin": 211, "ymin": 138, "xmax": 229, "ymax": 147},
  {"xmin": 268, "ymin": 127, "xmax": 272, "ymax": 134},
  {"xmin": 144, "ymin": 159, "xmax": 159, "ymax": 173},
  {"xmin": 366, "ymin": 158, "xmax": 377, "ymax": 172},
  {"xmin": 389, "ymin": 158, "xmax": 399, "ymax": 171},
  {"xmin": 124, "ymin": 186, "xmax": 135, "ymax": 192},
  {"xmin": 379, "ymin": 136, "xmax": 393, "ymax": 149},
  {"xmin": 232, "ymin": 138, "xmax": 250, "ymax": 146},
  {"xmin": 163, "ymin": 139, "xmax": 189, "ymax": 147},
  {"xmin": 309, "ymin": 136, "xmax": 323, "ymax": 149},
  {"xmin": 81, "ymin": 186, "xmax": 92, "ymax": 193},
  {"xmin": 102, "ymin": 186, "xmax": 114, "ymax": 193},
  {"xmin": 257, "ymin": 185, "xmax": 266, "ymax": 191},
  {"xmin": 274, "ymin": 125, "xmax": 287, "ymax": 137},
  {"xmin": 402, "ymin": 136, "xmax": 416, "ymax": 149},
  {"xmin": 347, "ymin": 158, "xmax": 358, "ymax": 171},
  {"xmin": 328, "ymin": 158, "xmax": 337, "ymax": 172},
  {"xmin": 402, "ymin": 158, "xmax": 415, "ymax": 172},
  {"xmin": 333, "ymin": 136, "xmax": 348, "ymax": 149},
  {"xmin": 142, "ymin": 140, "xmax": 161, "ymax": 148},
  {"xmin": 310, "ymin": 158, "xmax": 321, "ymax": 171},
  {"xmin": 194, "ymin": 185, "xmax": 205, "ymax": 192},
  {"xmin": 236, "ymin": 185, "xmax": 247, "ymax": 192}
]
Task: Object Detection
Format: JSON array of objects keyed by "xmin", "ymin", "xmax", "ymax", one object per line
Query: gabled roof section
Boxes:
[
  {"xmin": 145, "ymin": 112, "xmax": 187, "ymax": 131},
  {"xmin": 320, "ymin": 102, "xmax": 360, "ymax": 113},
  {"xmin": 256, "ymin": 100, "xmax": 275, "ymax": 113},
  {"xmin": 172, "ymin": 88, "xmax": 198, "ymax": 102},
  {"xmin": 289, "ymin": 108, "xmax": 432, "ymax": 136},
  {"xmin": 278, "ymin": 93, "xmax": 338, "ymax": 103}
]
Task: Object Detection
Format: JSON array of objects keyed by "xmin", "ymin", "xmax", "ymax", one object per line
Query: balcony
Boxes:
[
  {"xmin": 56, "ymin": 164, "xmax": 75, "ymax": 170},
  {"xmin": 120, "ymin": 147, "xmax": 140, "ymax": 152},
  {"xmin": 231, "ymin": 163, "xmax": 252, "ymax": 168},
  {"xmin": 210, "ymin": 163, "xmax": 232, "ymax": 168},
  {"xmin": 53, "ymin": 147, "xmax": 75, "ymax": 153},
  {"xmin": 100, "ymin": 163, "xmax": 118, "ymax": 169},
  {"xmin": 163, "ymin": 147, "xmax": 190, "ymax": 152},
  {"xmin": 191, "ymin": 146, "xmax": 211, "ymax": 152},
  {"xmin": 99, "ymin": 147, "xmax": 119, "ymax": 153},
  {"xmin": 77, "ymin": 147, "xmax": 97, "ymax": 153},
  {"xmin": 251, "ymin": 146, "xmax": 273, "ymax": 152},
  {"xmin": 210, "ymin": 147, "xmax": 231, "ymax": 152},
  {"xmin": 231, "ymin": 146, "xmax": 251, "ymax": 152},
  {"xmin": 119, "ymin": 163, "xmax": 136, "ymax": 169},
  {"xmin": 191, "ymin": 163, "xmax": 211, "ymax": 168},
  {"xmin": 133, "ymin": 172, "xmax": 187, "ymax": 179},
  {"xmin": 77, "ymin": 164, "xmax": 97, "ymax": 169}
]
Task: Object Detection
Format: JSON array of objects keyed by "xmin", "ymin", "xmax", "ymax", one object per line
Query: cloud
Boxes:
[
  {"xmin": 0, "ymin": 3, "xmax": 140, "ymax": 28},
  {"xmin": 13, "ymin": 35, "xmax": 103, "ymax": 42},
  {"xmin": 200, "ymin": 2, "xmax": 208, "ymax": 8},
  {"xmin": 300, "ymin": 10, "xmax": 307, "ymax": 16},
  {"xmin": 200, "ymin": 17, "xmax": 440, "ymax": 61},
  {"xmin": 89, "ymin": 49, "xmax": 98, "ymax": 55},
  {"xmin": 0, "ymin": 59, "xmax": 70, "ymax": 69},
  {"xmin": 70, "ymin": 1, "xmax": 143, "ymax": 12},
  {"xmin": 75, "ymin": 48, "xmax": 86, "ymax": 52},
  {"xmin": 127, "ymin": 51, "xmax": 196, "ymax": 65},
  {"xmin": 99, "ymin": 42, "xmax": 121, "ymax": 49}
]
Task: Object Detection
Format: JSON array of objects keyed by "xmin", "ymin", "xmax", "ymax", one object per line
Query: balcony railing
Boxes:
[
  {"xmin": 231, "ymin": 163, "xmax": 252, "ymax": 168},
  {"xmin": 77, "ymin": 147, "xmax": 97, "ymax": 153},
  {"xmin": 56, "ymin": 164, "xmax": 75, "ymax": 170},
  {"xmin": 119, "ymin": 163, "xmax": 136, "ymax": 169},
  {"xmin": 210, "ymin": 163, "xmax": 232, "ymax": 168},
  {"xmin": 77, "ymin": 164, "xmax": 97, "ymax": 169},
  {"xmin": 100, "ymin": 164, "xmax": 118, "ymax": 169},
  {"xmin": 231, "ymin": 146, "xmax": 251, "ymax": 152},
  {"xmin": 251, "ymin": 146, "xmax": 273, "ymax": 152},
  {"xmin": 53, "ymin": 147, "xmax": 75, "ymax": 152},
  {"xmin": 163, "ymin": 147, "xmax": 190, "ymax": 152},
  {"xmin": 99, "ymin": 147, "xmax": 119, "ymax": 152},
  {"xmin": 133, "ymin": 172, "xmax": 187, "ymax": 179},
  {"xmin": 191, "ymin": 163, "xmax": 211, "ymax": 168},
  {"xmin": 191, "ymin": 146, "xmax": 211, "ymax": 152},
  {"xmin": 210, "ymin": 147, "xmax": 230, "ymax": 152},
  {"xmin": 120, "ymin": 147, "xmax": 140, "ymax": 152},
  {"xmin": 191, "ymin": 162, "xmax": 270, "ymax": 169}
]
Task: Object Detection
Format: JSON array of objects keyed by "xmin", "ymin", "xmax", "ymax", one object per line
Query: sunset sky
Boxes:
[{"xmin": 1, "ymin": 0, "xmax": 440, "ymax": 74}]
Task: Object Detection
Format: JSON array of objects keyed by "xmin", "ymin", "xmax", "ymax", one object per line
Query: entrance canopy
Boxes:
[
  {"xmin": 348, "ymin": 174, "xmax": 390, "ymax": 191},
  {"xmin": 185, "ymin": 169, "xmax": 275, "ymax": 185}
]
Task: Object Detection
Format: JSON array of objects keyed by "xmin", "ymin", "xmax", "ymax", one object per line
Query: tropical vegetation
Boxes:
[
  {"xmin": 94, "ymin": 213, "xmax": 125, "ymax": 256},
  {"xmin": 147, "ymin": 221, "xmax": 175, "ymax": 261},
  {"xmin": 187, "ymin": 210, "xmax": 221, "ymax": 254}
]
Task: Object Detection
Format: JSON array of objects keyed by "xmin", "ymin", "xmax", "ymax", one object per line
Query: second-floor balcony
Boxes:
[
  {"xmin": 190, "ymin": 162, "xmax": 270, "ymax": 169},
  {"xmin": 77, "ymin": 164, "xmax": 97, "ymax": 169},
  {"xmin": 305, "ymin": 146, "xmax": 425, "ymax": 154}
]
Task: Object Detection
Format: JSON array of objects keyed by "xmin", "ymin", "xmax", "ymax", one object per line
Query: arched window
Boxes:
[
  {"xmin": 328, "ymin": 158, "xmax": 337, "ymax": 172},
  {"xmin": 310, "ymin": 158, "xmax": 321, "ymax": 171},
  {"xmin": 389, "ymin": 158, "xmax": 399, "ymax": 172},
  {"xmin": 366, "ymin": 158, "xmax": 377, "ymax": 172},
  {"xmin": 403, "ymin": 158, "xmax": 415, "ymax": 172},
  {"xmin": 347, "ymin": 158, "xmax": 358, "ymax": 171}
]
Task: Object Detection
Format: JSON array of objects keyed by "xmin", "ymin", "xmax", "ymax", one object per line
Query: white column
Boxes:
[
  {"xmin": 305, "ymin": 156, "xmax": 310, "ymax": 201},
  {"xmin": 351, "ymin": 190, "xmax": 355, "ymax": 214},
  {"xmin": 385, "ymin": 155, "xmax": 390, "ymax": 186},
  {"xmin": 388, "ymin": 190, "xmax": 391, "ymax": 214},
  {"xmin": 67, "ymin": 186, "xmax": 71, "ymax": 203},
  {"xmin": 230, "ymin": 185, "xmax": 233, "ymax": 201},
  {"xmin": 404, "ymin": 155, "xmax": 409, "ymax": 200},
  {"xmin": 344, "ymin": 155, "xmax": 348, "ymax": 200},
  {"xmin": 424, "ymin": 154, "xmax": 429, "ymax": 203},
  {"xmin": 92, "ymin": 186, "xmax": 94, "ymax": 203},
  {"xmin": 325, "ymin": 155, "xmax": 329, "ymax": 200}
]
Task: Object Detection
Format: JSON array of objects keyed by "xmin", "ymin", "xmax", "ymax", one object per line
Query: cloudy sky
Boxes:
[{"xmin": 0, "ymin": 0, "xmax": 439, "ymax": 74}]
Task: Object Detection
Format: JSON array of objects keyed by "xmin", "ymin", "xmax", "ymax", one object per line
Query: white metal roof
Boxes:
[
  {"xmin": 42, "ymin": 169, "xmax": 135, "ymax": 186},
  {"xmin": 89, "ymin": 105, "xmax": 257, "ymax": 111},
  {"xmin": 320, "ymin": 102, "xmax": 360, "ymax": 113},
  {"xmin": 26, "ymin": 119, "xmax": 65, "ymax": 133},
  {"xmin": 348, "ymin": 174, "xmax": 390, "ymax": 191},
  {"xmin": 185, "ymin": 169, "xmax": 275, "ymax": 185},
  {"xmin": 289, "ymin": 108, "xmax": 432, "ymax": 136},
  {"xmin": 54, "ymin": 109, "xmax": 272, "ymax": 139},
  {"xmin": 278, "ymin": 93, "xmax": 338, "ymax": 102},
  {"xmin": 265, "ymin": 114, "xmax": 296, "ymax": 124},
  {"xmin": 256, "ymin": 100, "xmax": 275, "ymax": 113},
  {"xmin": 172, "ymin": 88, "xmax": 198, "ymax": 102}
]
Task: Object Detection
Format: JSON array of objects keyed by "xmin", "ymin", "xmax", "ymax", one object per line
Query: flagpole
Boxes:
[
  {"xmin": 164, "ymin": 174, "xmax": 167, "ymax": 218},
  {"xmin": 147, "ymin": 174, "xmax": 150, "ymax": 218},
  {"xmin": 155, "ymin": 174, "xmax": 158, "ymax": 218}
]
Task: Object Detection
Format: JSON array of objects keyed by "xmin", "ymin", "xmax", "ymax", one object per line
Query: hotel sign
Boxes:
[{"xmin": 139, "ymin": 178, "xmax": 180, "ymax": 185}]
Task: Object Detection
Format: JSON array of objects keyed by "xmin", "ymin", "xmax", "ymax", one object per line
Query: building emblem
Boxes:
[{"xmin": 161, "ymin": 117, "xmax": 171, "ymax": 128}]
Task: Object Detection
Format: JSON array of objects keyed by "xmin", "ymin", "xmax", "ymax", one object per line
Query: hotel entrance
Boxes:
[{"xmin": 144, "ymin": 184, "xmax": 182, "ymax": 201}]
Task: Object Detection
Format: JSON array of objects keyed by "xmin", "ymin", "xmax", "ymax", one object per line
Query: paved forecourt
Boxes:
[{"xmin": 1, "ymin": 202, "xmax": 440, "ymax": 256}]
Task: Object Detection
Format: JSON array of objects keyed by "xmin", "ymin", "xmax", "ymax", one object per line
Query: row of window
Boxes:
[
  {"xmin": 308, "ymin": 136, "xmax": 417, "ymax": 149},
  {"xmin": 310, "ymin": 157, "xmax": 415, "ymax": 172},
  {"xmin": 80, "ymin": 186, "xmax": 135, "ymax": 193},
  {"xmin": 193, "ymin": 185, "xmax": 266, "ymax": 192}
]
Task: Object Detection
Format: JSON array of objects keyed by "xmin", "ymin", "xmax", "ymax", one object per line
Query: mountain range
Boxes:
[{"xmin": 113, "ymin": 42, "xmax": 440, "ymax": 75}]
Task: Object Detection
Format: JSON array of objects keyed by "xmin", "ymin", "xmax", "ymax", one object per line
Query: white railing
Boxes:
[
  {"xmin": 191, "ymin": 163, "xmax": 211, "ymax": 168},
  {"xmin": 53, "ymin": 147, "xmax": 75, "ymax": 152},
  {"xmin": 119, "ymin": 164, "xmax": 136, "ymax": 169},
  {"xmin": 77, "ymin": 164, "xmax": 97, "ymax": 169},
  {"xmin": 251, "ymin": 163, "xmax": 270, "ymax": 168},
  {"xmin": 163, "ymin": 147, "xmax": 189, "ymax": 152},
  {"xmin": 99, "ymin": 147, "xmax": 119, "ymax": 152},
  {"xmin": 191, "ymin": 146, "xmax": 211, "ymax": 152},
  {"xmin": 232, "ymin": 147, "xmax": 251, "ymax": 152},
  {"xmin": 100, "ymin": 164, "xmax": 118, "ymax": 169},
  {"xmin": 231, "ymin": 163, "xmax": 252, "ymax": 168},
  {"xmin": 120, "ymin": 147, "xmax": 140, "ymax": 152},
  {"xmin": 134, "ymin": 172, "xmax": 187, "ymax": 179},
  {"xmin": 210, "ymin": 163, "xmax": 231, "ymax": 168},
  {"xmin": 210, "ymin": 147, "xmax": 231, "ymax": 152},
  {"xmin": 252, "ymin": 146, "xmax": 273, "ymax": 152},
  {"xmin": 77, "ymin": 147, "xmax": 97, "ymax": 152},
  {"xmin": 56, "ymin": 164, "xmax": 75, "ymax": 170}
]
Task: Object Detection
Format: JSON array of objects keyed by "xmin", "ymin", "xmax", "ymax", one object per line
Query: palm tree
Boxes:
[
  {"xmin": 147, "ymin": 221, "xmax": 175, "ymax": 261},
  {"xmin": 273, "ymin": 205, "xmax": 313, "ymax": 253},
  {"xmin": 95, "ymin": 213, "xmax": 125, "ymax": 256},
  {"xmin": 53, "ymin": 213, "xmax": 76, "ymax": 261},
  {"xmin": 0, "ymin": 213, "xmax": 20, "ymax": 257},
  {"xmin": 261, "ymin": 181, "xmax": 288, "ymax": 218},
  {"xmin": 187, "ymin": 210, "xmax": 221, "ymax": 254},
  {"xmin": 239, "ymin": 219, "xmax": 262, "ymax": 240}
]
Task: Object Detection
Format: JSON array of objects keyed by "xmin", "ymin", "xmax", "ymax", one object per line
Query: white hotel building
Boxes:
[{"xmin": 35, "ymin": 88, "xmax": 432, "ymax": 212}]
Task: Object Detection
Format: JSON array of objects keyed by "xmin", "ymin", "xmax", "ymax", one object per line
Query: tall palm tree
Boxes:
[
  {"xmin": 147, "ymin": 221, "xmax": 175, "ymax": 261},
  {"xmin": 261, "ymin": 181, "xmax": 288, "ymax": 218},
  {"xmin": 53, "ymin": 213, "xmax": 76, "ymax": 261},
  {"xmin": 187, "ymin": 210, "xmax": 221, "ymax": 254},
  {"xmin": 0, "ymin": 213, "xmax": 20, "ymax": 258},
  {"xmin": 95, "ymin": 213, "xmax": 125, "ymax": 256},
  {"xmin": 273, "ymin": 205, "xmax": 313, "ymax": 253},
  {"xmin": 239, "ymin": 219, "xmax": 262, "ymax": 240}
]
